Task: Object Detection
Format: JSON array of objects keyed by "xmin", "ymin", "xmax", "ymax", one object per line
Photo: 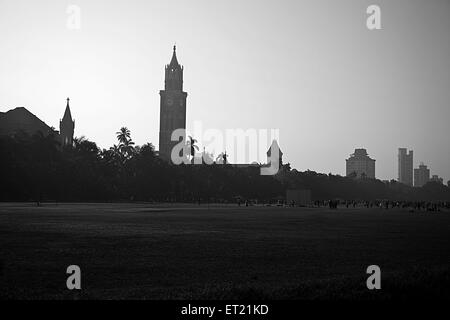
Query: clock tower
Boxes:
[{"xmin": 159, "ymin": 45, "xmax": 187, "ymax": 162}]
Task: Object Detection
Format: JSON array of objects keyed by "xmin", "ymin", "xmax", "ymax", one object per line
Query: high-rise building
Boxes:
[
  {"xmin": 346, "ymin": 148, "xmax": 376, "ymax": 179},
  {"xmin": 158, "ymin": 46, "xmax": 187, "ymax": 162},
  {"xmin": 398, "ymin": 148, "xmax": 413, "ymax": 186},
  {"xmin": 60, "ymin": 97, "xmax": 75, "ymax": 147},
  {"xmin": 414, "ymin": 163, "xmax": 430, "ymax": 187}
]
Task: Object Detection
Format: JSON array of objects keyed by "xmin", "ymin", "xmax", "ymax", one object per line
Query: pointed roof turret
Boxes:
[
  {"xmin": 62, "ymin": 97, "xmax": 73, "ymax": 121},
  {"xmin": 169, "ymin": 45, "xmax": 181, "ymax": 69},
  {"xmin": 267, "ymin": 140, "xmax": 283, "ymax": 157}
]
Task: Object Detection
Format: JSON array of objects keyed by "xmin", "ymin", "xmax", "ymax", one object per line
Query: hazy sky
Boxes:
[{"xmin": 0, "ymin": 0, "xmax": 449, "ymax": 181}]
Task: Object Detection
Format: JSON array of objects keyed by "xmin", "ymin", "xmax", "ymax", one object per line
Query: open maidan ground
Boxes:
[{"xmin": 0, "ymin": 202, "xmax": 449, "ymax": 300}]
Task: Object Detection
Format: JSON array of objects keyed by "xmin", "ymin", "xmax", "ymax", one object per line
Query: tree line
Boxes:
[{"xmin": 0, "ymin": 128, "xmax": 449, "ymax": 202}]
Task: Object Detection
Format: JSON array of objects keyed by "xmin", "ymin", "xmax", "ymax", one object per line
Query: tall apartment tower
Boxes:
[
  {"xmin": 60, "ymin": 97, "xmax": 75, "ymax": 147},
  {"xmin": 398, "ymin": 148, "xmax": 413, "ymax": 186},
  {"xmin": 414, "ymin": 163, "xmax": 430, "ymax": 187},
  {"xmin": 158, "ymin": 45, "xmax": 187, "ymax": 162},
  {"xmin": 346, "ymin": 148, "xmax": 376, "ymax": 179}
]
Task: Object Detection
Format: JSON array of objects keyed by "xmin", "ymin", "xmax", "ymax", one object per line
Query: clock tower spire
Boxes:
[
  {"xmin": 159, "ymin": 45, "xmax": 188, "ymax": 162},
  {"xmin": 165, "ymin": 45, "xmax": 184, "ymax": 91}
]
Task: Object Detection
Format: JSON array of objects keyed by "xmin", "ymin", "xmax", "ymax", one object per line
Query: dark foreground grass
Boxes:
[{"xmin": 0, "ymin": 203, "xmax": 449, "ymax": 300}]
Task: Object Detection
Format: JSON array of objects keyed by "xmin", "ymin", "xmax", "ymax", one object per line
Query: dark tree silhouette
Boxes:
[
  {"xmin": 188, "ymin": 135, "xmax": 199, "ymax": 163},
  {"xmin": 116, "ymin": 127, "xmax": 135, "ymax": 160},
  {"xmin": 0, "ymin": 130, "xmax": 449, "ymax": 203}
]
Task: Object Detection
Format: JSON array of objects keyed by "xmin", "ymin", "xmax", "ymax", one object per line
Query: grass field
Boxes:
[{"xmin": 0, "ymin": 203, "xmax": 449, "ymax": 300}]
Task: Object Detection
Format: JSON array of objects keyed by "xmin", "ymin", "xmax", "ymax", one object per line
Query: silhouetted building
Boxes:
[
  {"xmin": 159, "ymin": 45, "xmax": 187, "ymax": 162},
  {"xmin": 60, "ymin": 98, "xmax": 75, "ymax": 147},
  {"xmin": 1, "ymin": 99, "xmax": 75, "ymax": 146},
  {"xmin": 430, "ymin": 175, "xmax": 444, "ymax": 184},
  {"xmin": 266, "ymin": 140, "xmax": 283, "ymax": 167},
  {"xmin": 398, "ymin": 148, "xmax": 413, "ymax": 186},
  {"xmin": 228, "ymin": 140, "xmax": 283, "ymax": 171},
  {"xmin": 414, "ymin": 163, "xmax": 430, "ymax": 187},
  {"xmin": 0, "ymin": 107, "xmax": 55, "ymax": 137},
  {"xmin": 346, "ymin": 148, "xmax": 375, "ymax": 179}
]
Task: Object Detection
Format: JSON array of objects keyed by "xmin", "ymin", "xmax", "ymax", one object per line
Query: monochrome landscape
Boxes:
[{"xmin": 1, "ymin": 0, "xmax": 449, "ymax": 302}]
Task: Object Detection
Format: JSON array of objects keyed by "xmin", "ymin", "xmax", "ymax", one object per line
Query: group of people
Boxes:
[{"xmin": 312, "ymin": 199, "xmax": 450, "ymax": 211}]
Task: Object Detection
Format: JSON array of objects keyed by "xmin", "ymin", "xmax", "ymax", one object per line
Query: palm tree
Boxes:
[
  {"xmin": 115, "ymin": 127, "xmax": 135, "ymax": 159},
  {"xmin": 116, "ymin": 127, "xmax": 131, "ymax": 145},
  {"xmin": 188, "ymin": 136, "xmax": 199, "ymax": 160},
  {"xmin": 110, "ymin": 144, "xmax": 121, "ymax": 156},
  {"xmin": 222, "ymin": 151, "xmax": 228, "ymax": 164}
]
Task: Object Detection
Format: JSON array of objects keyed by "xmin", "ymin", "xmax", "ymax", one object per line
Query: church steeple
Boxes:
[
  {"xmin": 63, "ymin": 97, "xmax": 72, "ymax": 121},
  {"xmin": 60, "ymin": 97, "xmax": 75, "ymax": 147},
  {"xmin": 169, "ymin": 45, "xmax": 180, "ymax": 69}
]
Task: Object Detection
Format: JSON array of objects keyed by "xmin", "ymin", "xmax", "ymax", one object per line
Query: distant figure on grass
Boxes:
[{"xmin": 329, "ymin": 200, "xmax": 338, "ymax": 209}]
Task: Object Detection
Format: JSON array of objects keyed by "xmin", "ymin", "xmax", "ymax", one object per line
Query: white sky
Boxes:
[{"xmin": 0, "ymin": 0, "xmax": 449, "ymax": 181}]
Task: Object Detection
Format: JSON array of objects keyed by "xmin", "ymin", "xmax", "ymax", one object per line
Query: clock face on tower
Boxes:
[{"xmin": 166, "ymin": 98, "xmax": 174, "ymax": 106}]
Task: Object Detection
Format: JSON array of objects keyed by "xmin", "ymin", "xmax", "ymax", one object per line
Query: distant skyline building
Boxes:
[
  {"xmin": 158, "ymin": 45, "xmax": 187, "ymax": 162},
  {"xmin": 414, "ymin": 163, "xmax": 430, "ymax": 187},
  {"xmin": 346, "ymin": 148, "xmax": 376, "ymax": 179},
  {"xmin": 398, "ymin": 148, "xmax": 413, "ymax": 186},
  {"xmin": 60, "ymin": 97, "xmax": 75, "ymax": 147}
]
